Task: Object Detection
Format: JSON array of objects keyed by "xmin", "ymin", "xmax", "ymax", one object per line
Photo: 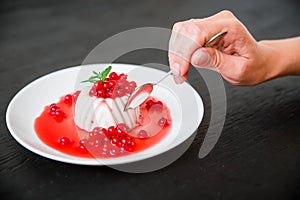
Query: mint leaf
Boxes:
[
  {"xmin": 100, "ymin": 66, "xmax": 112, "ymax": 81},
  {"xmin": 81, "ymin": 66, "xmax": 112, "ymax": 83}
]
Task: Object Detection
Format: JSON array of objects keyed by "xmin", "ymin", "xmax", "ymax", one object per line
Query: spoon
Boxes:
[{"xmin": 124, "ymin": 30, "xmax": 227, "ymax": 110}]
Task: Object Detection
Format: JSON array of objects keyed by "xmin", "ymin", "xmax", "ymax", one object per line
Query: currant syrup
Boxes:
[{"xmin": 34, "ymin": 93, "xmax": 172, "ymax": 158}]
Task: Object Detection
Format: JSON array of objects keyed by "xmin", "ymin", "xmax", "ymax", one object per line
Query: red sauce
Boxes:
[{"xmin": 34, "ymin": 92, "xmax": 171, "ymax": 159}]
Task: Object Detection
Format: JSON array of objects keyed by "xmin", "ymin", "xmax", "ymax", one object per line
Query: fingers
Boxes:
[
  {"xmin": 168, "ymin": 23, "xmax": 201, "ymax": 81},
  {"xmin": 168, "ymin": 10, "xmax": 236, "ymax": 83},
  {"xmin": 168, "ymin": 53, "xmax": 188, "ymax": 84}
]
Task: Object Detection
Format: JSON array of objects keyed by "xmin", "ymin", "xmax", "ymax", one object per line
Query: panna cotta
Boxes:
[{"xmin": 74, "ymin": 87, "xmax": 140, "ymax": 132}]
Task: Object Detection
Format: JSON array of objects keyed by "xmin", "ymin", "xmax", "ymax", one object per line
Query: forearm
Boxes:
[{"xmin": 258, "ymin": 37, "xmax": 300, "ymax": 80}]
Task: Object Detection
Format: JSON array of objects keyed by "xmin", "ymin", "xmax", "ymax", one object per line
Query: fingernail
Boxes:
[
  {"xmin": 171, "ymin": 63, "xmax": 186, "ymax": 84},
  {"xmin": 175, "ymin": 75, "xmax": 186, "ymax": 84},
  {"xmin": 194, "ymin": 49, "xmax": 212, "ymax": 67},
  {"xmin": 172, "ymin": 62, "xmax": 181, "ymax": 76}
]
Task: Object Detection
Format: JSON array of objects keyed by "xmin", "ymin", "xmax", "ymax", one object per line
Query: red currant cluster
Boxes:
[
  {"xmin": 48, "ymin": 103, "xmax": 66, "ymax": 122},
  {"xmin": 89, "ymin": 72, "xmax": 137, "ymax": 99},
  {"xmin": 49, "ymin": 93, "xmax": 79, "ymax": 122},
  {"xmin": 73, "ymin": 124, "xmax": 136, "ymax": 156},
  {"xmin": 105, "ymin": 124, "xmax": 136, "ymax": 152},
  {"xmin": 58, "ymin": 124, "xmax": 136, "ymax": 156}
]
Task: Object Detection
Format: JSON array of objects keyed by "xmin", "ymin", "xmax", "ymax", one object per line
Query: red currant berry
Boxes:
[
  {"xmin": 55, "ymin": 110, "xmax": 65, "ymax": 117},
  {"xmin": 115, "ymin": 81, "xmax": 124, "ymax": 89},
  {"xmin": 109, "ymin": 147, "xmax": 120, "ymax": 156},
  {"xmin": 102, "ymin": 82, "xmax": 110, "ymax": 90},
  {"xmin": 111, "ymin": 137, "xmax": 119, "ymax": 146},
  {"xmin": 124, "ymin": 140, "xmax": 136, "ymax": 152},
  {"xmin": 145, "ymin": 99, "xmax": 154, "ymax": 109},
  {"xmin": 95, "ymin": 127, "xmax": 107, "ymax": 136},
  {"xmin": 103, "ymin": 137, "xmax": 110, "ymax": 143},
  {"xmin": 101, "ymin": 146, "xmax": 108, "ymax": 155},
  {"xmin": 116, "ymin": 123, "xmax": 128, "ymax": 132},
  {"xmin": 109, "ymin": 72, "xmax": 119, "ymax": 80},
  {"xmin": 124, "ymin": 85, "xmax": 131, "ymax": 94},
  {"xmin": 93, "ymin": 139, "xmax": 101, "ymax": 147},
  {"xmin": 54, "ymin": 110, "xmax": 66, "ymax": 122},
  {"xmin": 64, "ymin": 94, "xmax": 73, "ymax": 105},
  {"xmin": 59, "ymin": 137, "xmax": 72, "ymax": 145},
  {"xmin": 158, "ymin": 117, "xmax": 169, "ymax": 127},
  {"xmin": 89, "ymin": 131, "xmax": 98, "ymax": 138},
  {"xmin": 89, "ymin": 88, "xmax": 97, "ymax": 97},
  {"xmin": 107, "ymin": 126, "xmax": 116, "ymax": 136},
  {"xmin": 116, "ymin": 127, "xmax": 123, "ymax": 134},
  {"xmin": 109, "ymin": 80, "xmax": 117, "ymax": 89},
  {"xmin": 79, "ymin": 139, "xmax": 88, "ymax": 150},
  {"xmin": 128, "ymin": 81, "xmax": 137, "ymax": 89},
  {"xmin": 50, "ymin": 103, "xmax": 59, "ymax": 109},
  {"xmin": 119, "ymin": 141, "xmax": 127, "ymax": 148},
  {"xmin": 137, "ymin": 130, "xmax": 148, "ymax": 138},
  {"xmin": 92, "ymin": 127, "xmax": 102, "ymax": 133},
  {"xmin": 49, "ymin": 105, "xmax": 58, "ymax": 114},
  {"xmin": 49, "ymin": 111, "xmax": 56, "ymax": 116},
  {"xmin": 93, "ymin": 81, "xmax": 103, "ymax": 90},
  {"xmin": 122, "ymin": 137, "xmax": 130, "ymax": 144},
  {"xmin": 106, "ymin": 90, "xmax": 114, "ymax": 98},
  {"xmin": 116, "ymin": 89, "xmax": 124, "ymax": 97},
  {"xmin": 118, "ymin": 73, "xmax": 127, "ymax": 81},
  {"xmin": 116, "ymin": 128, "xmax": 127, "ymax": 138},
  {"xmin": 96, "ymin": 89, "xmax": 106, "ymax": 98}
]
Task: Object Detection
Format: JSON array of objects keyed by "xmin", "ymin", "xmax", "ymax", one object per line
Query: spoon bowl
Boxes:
[{"xmin": 125, "ymin": 83, "xmax": 153, "ymax": 110}]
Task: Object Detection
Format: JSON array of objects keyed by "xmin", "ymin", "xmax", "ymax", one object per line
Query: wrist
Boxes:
[
  {"xmin": 257, "ymin": 40, "xmax": 285, "ymax": 81},
  {"xmin": 258, "ymin": 37, "xmax": 300, "ymax": 80}
]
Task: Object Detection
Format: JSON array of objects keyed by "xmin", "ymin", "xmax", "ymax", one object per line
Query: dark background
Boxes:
[{"xmin": 1, "ymin": 0, "xmax": 299, "ymax": 199}]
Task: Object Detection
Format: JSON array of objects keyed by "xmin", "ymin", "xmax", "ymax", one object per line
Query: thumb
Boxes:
[
  {"xmin": 191, "ymin": 47, "xmax": 248, "ymax": 84},
  {"xmin": 191, "ymin": 48, "xmax": 221, "ymax": 71}
]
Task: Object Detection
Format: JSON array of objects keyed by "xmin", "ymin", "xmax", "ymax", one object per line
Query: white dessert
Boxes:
[{"xmin": 74, "ymin": 87, "xmax": 140, "ymax": 132}]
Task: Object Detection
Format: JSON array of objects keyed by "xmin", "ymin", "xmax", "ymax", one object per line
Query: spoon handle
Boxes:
[
  {"xmin": 155, "ymin": 70, "xmax": 173, "ymax": 85},
  {"xmin": 204, "ymin": 30, "xmax": 227, "ymax": 47}
]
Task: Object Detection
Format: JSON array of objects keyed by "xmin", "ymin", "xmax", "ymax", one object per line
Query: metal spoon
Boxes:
[{"xmin": 124, "ymin": 30, "xmax": 227, "ymax": 110}]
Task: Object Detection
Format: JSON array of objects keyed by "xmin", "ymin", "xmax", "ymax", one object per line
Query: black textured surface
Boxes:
[{"xmin": 1, "ymin": 0, "xmax": 300, "ymax": 199}]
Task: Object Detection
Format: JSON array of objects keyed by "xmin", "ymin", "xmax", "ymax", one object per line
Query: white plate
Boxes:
[{"xmin": 6, "ymin": 63, "xmax": 204, "ymax": 165}]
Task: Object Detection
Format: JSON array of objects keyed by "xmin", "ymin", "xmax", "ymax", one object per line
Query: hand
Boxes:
[{"xmin": 168, "ymin": 10, "xmax": 300, "ymax": 85}]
